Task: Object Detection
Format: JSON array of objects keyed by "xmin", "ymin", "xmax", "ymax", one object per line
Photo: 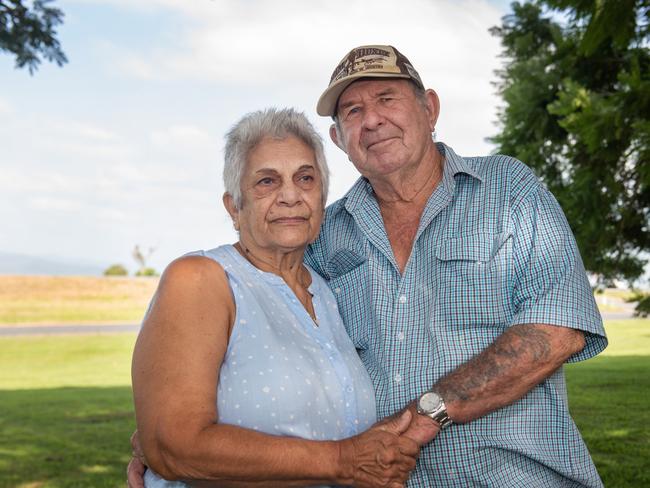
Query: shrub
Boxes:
[
  {"xmin": 135, "ymin": 267, "xmax": 158, "ymax": 277},
  {"xmin": 103, "ymin": 264, "xmax": 128, "ymax": 276}
]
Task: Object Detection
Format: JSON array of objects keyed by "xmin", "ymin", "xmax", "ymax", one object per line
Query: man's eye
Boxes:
[
  {"xmin": 299, "ymin": 175, "xmax": 314, "ymax": 182},
  {"xmin": 345, "ymin": 107, "xmax": 360, "ymax": 118},
  {"xmin": 257, "ymin": 177, "xmax": 274, "ymax": 185},
  {"xmin": 380, "ymin": 97, "xmax": 393, "ymax": 102}
]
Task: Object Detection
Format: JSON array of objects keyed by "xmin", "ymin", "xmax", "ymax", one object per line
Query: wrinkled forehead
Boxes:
[
  {"xmin": 245, "ymin": 136, "xmax": 318, "ymax": 171},
  {"xmin": 335, "ymin": 78, "xmax": 416, "ymax": 113}
]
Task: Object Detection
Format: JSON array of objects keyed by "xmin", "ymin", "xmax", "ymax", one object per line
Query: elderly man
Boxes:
[
  {"xmin": 303, "ymin": 45, "xmax": 607, "ymax": 487},
  {"xmin": 129, "ymin": 45, "xmax": 606, "ymax": 487}
]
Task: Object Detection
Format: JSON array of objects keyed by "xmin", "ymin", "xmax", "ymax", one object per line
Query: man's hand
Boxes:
[
  {"xmin": 127, "ymin": 430, "xmax": 147, "ymax": 488},
  {"xmin": 127, "ymin": 456, "xmax": 146, "ymax": 488},
  {"xmin": 394, "ymin": 403, "xmax": 440, "ymax": 447}
]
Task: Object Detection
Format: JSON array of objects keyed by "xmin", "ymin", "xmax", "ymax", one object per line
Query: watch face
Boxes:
[{"xmin": 419, "ymin": 392, "xmax": 441, "ymax": 412}]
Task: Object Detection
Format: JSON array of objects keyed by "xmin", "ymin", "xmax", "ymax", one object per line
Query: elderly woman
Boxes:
[{"xmin": 132, "ymin": 108, "xmax": 419, "ymax": 488}]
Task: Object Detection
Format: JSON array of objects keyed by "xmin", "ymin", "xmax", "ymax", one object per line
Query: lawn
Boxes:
[
  {"xmin": 0, "ymin": 276, "xmax": 158, "ymax": 325},
  {"xmin": 565, "ymin": 319, "xmax": 650, "ymax": 487},
  {"xmin": 0, "ymin": 334, "xmax": 137, "ymax": 488},
  {"xmin": 0, "ymin": 320, "xmax": 648, "ymax": 487}
]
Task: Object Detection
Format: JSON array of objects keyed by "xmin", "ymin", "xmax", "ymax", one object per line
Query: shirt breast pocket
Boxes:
[{"xmin": 434, "ymin": 232, "xmax": 512, "ymax": 326}]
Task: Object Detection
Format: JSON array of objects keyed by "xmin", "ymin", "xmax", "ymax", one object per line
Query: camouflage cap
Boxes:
[{"xmin": 316, "ymin": 45, "xmax": 424, "ymax": 117}]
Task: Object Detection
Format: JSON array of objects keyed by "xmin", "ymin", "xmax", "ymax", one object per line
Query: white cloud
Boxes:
[
  {"xmin": 0, "ymin": 97, "xmax": 12, "ymax": 114},
  {"xmin": 106, "ymin": 0, "xmax": 503, "ymax": 89},
  {"xmin": 102, "ymin": 0, "xmax": 504, "ymax": 154}
]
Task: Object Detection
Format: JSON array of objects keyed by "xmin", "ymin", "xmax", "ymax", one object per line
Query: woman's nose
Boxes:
[{"xmin": 277, "ymin": 183, "xmax": 301, "ymax": 205}]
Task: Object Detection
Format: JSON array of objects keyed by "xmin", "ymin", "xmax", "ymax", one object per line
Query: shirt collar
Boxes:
[{"xmin": 341, "ymin": 141, "xmax": 483, "ymax": 214}]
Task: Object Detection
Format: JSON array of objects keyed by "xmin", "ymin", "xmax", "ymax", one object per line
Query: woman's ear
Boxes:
[{"xmin": 223, "ymin": 193, "xmax": 240, "ymax": 231}]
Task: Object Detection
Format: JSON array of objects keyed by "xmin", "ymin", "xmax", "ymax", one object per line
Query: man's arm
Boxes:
[
  {"xmin": 401, "ymin": 323, "xmax": 585, "ymax": 445},
  {"xmin": 437, "ymin": 322, "xmax": 584, "ymax": 421}
]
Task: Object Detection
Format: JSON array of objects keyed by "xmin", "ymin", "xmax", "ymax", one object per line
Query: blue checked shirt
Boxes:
[{"xmin": 305, "ymin": 142, "xmax": 607, "ymax": 487}]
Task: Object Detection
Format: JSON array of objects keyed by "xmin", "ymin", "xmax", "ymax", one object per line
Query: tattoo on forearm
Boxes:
[{"xmin": 437, "ymin": 325, "xmax": 554, "ymax": 405}]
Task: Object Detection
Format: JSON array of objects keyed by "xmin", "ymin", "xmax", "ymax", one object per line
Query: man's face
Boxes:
[{"xmin": 330, "ymin": 79, "xmax": 439, "ymax": 180}]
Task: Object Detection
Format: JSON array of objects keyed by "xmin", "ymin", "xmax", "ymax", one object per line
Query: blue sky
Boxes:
[{"xmin": 1, "ymin": 0, "xmax": 513, "ymax": 273}]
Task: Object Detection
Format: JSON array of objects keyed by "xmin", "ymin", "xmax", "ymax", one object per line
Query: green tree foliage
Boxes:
[
  {"xmin": 0, "ymin": 0, "xmax": 67, "ymax": 73},
  {"xmin": 103, "ymin": 264, "xmax": 128, "ymax": 276},
  {"xmin": 490, "ymin": 1, "xmax": 650, "ymax": 286},
  {"xmin": 631, "ymin": 292, "xmax": 650, "ymax": 316}
]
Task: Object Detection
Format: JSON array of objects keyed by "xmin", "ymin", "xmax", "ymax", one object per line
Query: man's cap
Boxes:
[{"xmin": 316, "ymin": 45, "xmax": 424, "ymax": 117}]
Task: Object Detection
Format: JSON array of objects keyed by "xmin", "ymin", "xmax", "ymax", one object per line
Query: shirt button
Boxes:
[
  {"xmin": 394, "ymin": 373, "xmax": 402, "ymax": 383},
  {"xmin": 398, "ymin": 295, "xmax": 407, "ymax": 303},
  {"xmin": 397, "ymin": 331, "xmax": 404, "ymax": 341},
  {"xmin": 346, "ymin": 386, "xmax": 354, "ymax": 393},
  {"xmin": 334, "ymin": 287, "xmax": 341, "ymax": 294}
]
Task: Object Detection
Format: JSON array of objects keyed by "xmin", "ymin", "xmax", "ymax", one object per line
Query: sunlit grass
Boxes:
[
  {"xmin": 0, "ymin": 320, "xmax": 647, "ymax": 487},
  {"xmin": 0, "ymin": 275, "xmax": 157, "ymax": 324}
]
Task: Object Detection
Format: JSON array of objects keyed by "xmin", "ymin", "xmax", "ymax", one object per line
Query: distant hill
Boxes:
[{"xmin": 0, "ymin": 252, "xmax": 104, "ymax": 276}]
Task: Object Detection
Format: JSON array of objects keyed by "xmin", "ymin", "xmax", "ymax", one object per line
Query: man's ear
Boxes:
[
  {"xmin": 424, "ymin": 89, "xmax": 440, "ymax": 132},
  {"xmin": 329, "ymin": 124, "xmax": 346, "ymax": 152},
  {"xmin": 223, "ymin": 193, "xmax": 240, "ymax": 231}
]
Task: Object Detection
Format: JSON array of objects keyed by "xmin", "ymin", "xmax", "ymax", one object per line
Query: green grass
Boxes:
[
  {"xmin": 0, "ymin": 334, "xmax": 137, "ymax": 487},
  {"xmin": 0, "ymin": 321, "xmax": 648, "ymax": 487},
  {"xmin": 565, "ymin": 319, "xmax": 650, "ymax": 487}
]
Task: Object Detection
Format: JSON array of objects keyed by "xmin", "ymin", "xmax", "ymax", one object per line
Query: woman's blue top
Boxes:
[{"xmin": 144, "ymin": 245, "xmax": 377, "ymax": 487}]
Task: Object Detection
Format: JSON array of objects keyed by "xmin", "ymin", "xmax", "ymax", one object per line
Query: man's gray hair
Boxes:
[{"xmin": 224, "ymin": 108, "xmax": 329, "ymax": 209}]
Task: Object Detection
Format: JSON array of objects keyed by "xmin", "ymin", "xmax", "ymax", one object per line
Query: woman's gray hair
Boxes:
[{"xmin": 224, "ymin": 108, "xmax": 329, "ymax": 209}]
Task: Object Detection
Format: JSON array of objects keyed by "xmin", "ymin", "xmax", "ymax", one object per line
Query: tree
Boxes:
[
  {"xmin": 104, "ymin": 263, "xmax": 128, "ymax": 276},
  {"xmin": 490, "ymin": 1, "xmax": 650, "ymax": 288},
  {"xmin": 0, "ymin": 0, "xmax": 67, "ymax": 73}
]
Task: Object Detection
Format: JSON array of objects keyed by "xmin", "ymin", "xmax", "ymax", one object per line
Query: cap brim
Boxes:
[{"xmin": 316, "ymin": 72, "xmax": 412, "ymax": 117}]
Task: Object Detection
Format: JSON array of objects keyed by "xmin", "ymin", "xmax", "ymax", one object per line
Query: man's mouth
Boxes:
[{"xmin": 366, "ymin": 137, "xmax": 396, "ymax": 150}]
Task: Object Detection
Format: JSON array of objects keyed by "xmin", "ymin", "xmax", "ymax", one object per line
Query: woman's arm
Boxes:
[{"xmin": 132, "ymin": 256, "xmax": 418, "ymax": 488}]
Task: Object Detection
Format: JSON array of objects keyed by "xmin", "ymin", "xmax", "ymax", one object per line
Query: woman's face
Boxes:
[{"xmin": 227, "ymin": 135, "xmax": 324, "ymax": 253}]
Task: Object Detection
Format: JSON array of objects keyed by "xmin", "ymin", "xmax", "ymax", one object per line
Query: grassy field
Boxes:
[
  {"xmin": 0, "ymin": 334, "xmax": 136, "ymax": 488},
  {"xmin": 0, "ymin": 275, "xmax": 642, "ymax": 325},
  {"xmin": 0, "ymin": 276, "xmax": 158, "ymax": 324},
  {"xmin": 0, "ymin": 319, "xmax": 648, "ymax": 487},
  {"xmin": 565, "ymin": 319, "xmax": 650, "ymax": 487}
]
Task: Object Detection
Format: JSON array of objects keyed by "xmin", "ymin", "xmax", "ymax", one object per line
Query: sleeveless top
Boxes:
[{"xmin": 144, "ymin": 245, "xmax": 377, "ymax": 487}]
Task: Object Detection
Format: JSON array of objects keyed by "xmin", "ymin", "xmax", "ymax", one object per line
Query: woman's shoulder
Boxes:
[{"xmin": 158, "ymin": 251, "xmax": 231, "ymax": 299}]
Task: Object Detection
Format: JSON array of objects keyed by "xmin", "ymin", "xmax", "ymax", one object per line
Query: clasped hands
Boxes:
[{"xmin": 339, "ymin": 403, "xmax": 441, "ymax": 488}]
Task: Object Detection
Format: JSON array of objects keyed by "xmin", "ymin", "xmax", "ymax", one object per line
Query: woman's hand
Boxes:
[{"xmin": 338, "ymin": 410, "xmax": 419, "ymax": 488}]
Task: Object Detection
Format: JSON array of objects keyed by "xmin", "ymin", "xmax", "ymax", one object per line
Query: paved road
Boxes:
[{"xmin": 0, "ymin": 324, "xmax": 140, "ymax": 336}]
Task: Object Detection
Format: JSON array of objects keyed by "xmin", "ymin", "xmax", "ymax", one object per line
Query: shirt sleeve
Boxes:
[{"xmin": 509, "ymin": 183, "xmax": 607, "ymax": 362}]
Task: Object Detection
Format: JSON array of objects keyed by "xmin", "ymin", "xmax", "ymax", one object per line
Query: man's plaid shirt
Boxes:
[{"xmin": 305, "ymin": 142, "xmax": 607, "ymax": 487}]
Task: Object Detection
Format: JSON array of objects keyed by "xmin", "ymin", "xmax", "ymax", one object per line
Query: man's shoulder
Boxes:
[
  {"xmin": 460, "ymin": 152, "xmax": 543, "ymax": 204},
  {"xmin": 320, "ymin": 195, "xmax": 359, "ymax": 240},
  {"xmin": 465, "ymin": 153, "xmax": 536, "ymax": 182}
]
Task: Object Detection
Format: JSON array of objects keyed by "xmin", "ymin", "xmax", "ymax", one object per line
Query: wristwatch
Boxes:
[{"xmin": 416, "ymin": 390, "xmax": 452, "ymax": 429}]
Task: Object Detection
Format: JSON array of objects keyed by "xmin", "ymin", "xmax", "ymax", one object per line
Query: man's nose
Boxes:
[{"xmin": 361, "ymin": 104, "xmax": 384, "ymax": 130}]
